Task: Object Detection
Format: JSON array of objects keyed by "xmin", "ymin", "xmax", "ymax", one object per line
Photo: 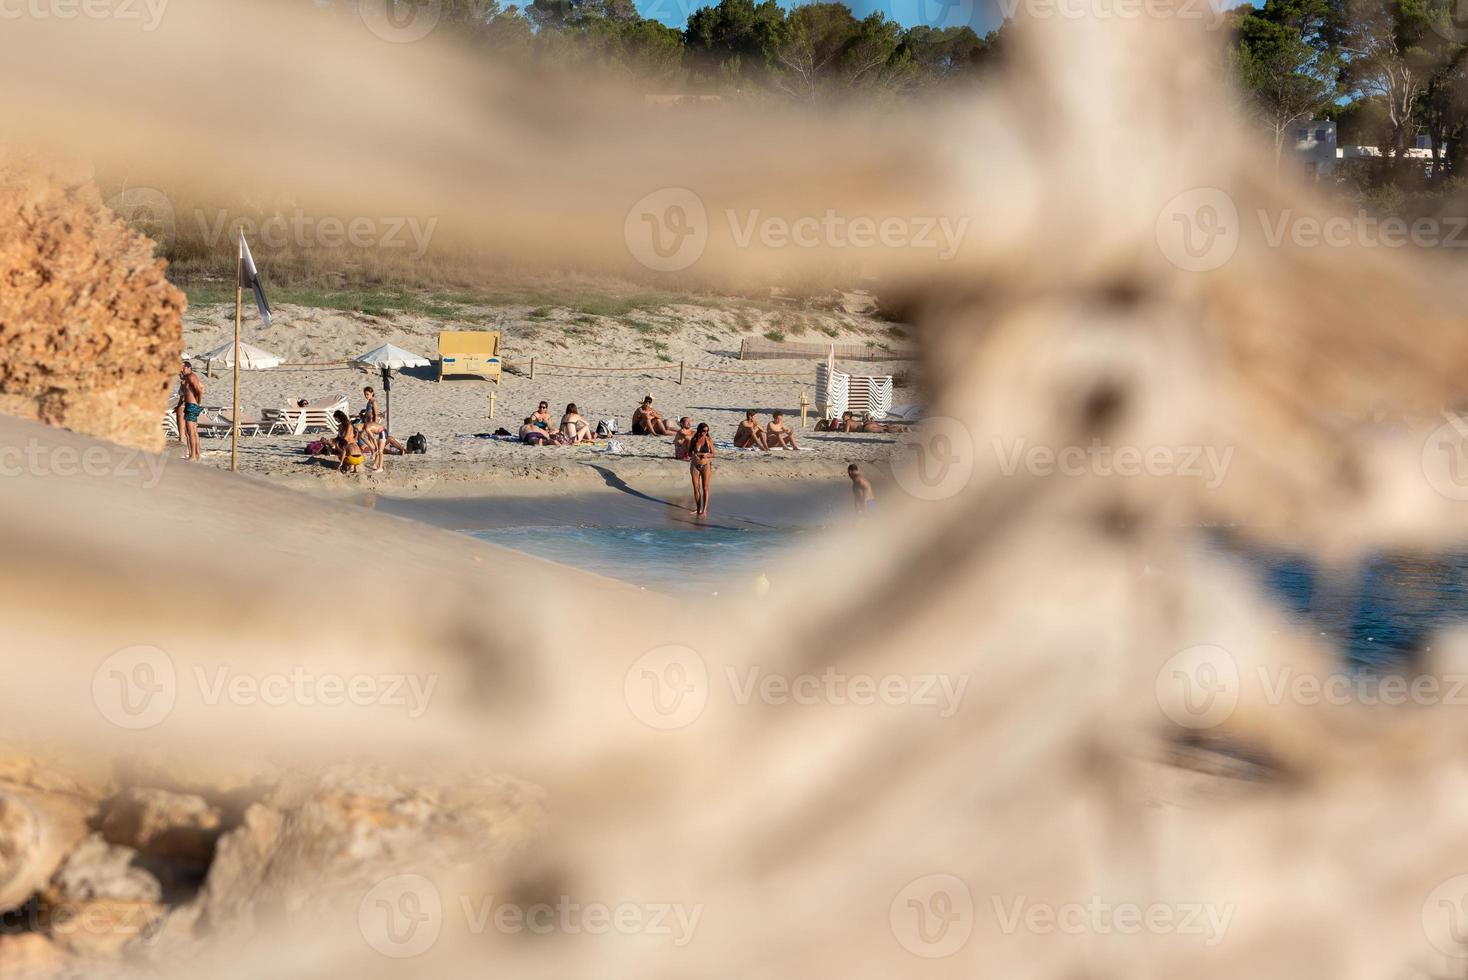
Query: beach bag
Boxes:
[
  {"xmin": 305, "ymin": 439, "xmax": 326, "ymax": 455},
  {"xmin": 406, "ymin": 432, "xmax": 428, "ymax": 455},
  {"xmin": 597, "ymin": 418, "xmax": 619, "ymax": 437}
]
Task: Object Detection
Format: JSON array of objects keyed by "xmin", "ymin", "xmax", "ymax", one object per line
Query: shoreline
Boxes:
[
  {"xmin": 195, "ymin": 436, "xmax": 890, "ymax": 502},
  {"xmin": 368, "ymin": 476, "xmax": 855, "ymax": 532}
]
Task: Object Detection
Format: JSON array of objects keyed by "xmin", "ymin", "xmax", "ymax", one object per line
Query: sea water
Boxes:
[
  {"xmin": 468, "ymin": 525, "xmax": 802, "ymax": 596},
  {"xmin": 377, "ymin": 492, "xmax": 1468, "ymax": 666}
]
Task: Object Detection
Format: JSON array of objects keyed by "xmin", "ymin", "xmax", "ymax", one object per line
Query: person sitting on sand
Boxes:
[
  {"xmin": 632, "ymin": 395, "xmax": 673, "ymax": 436},
  {"xmin": 673, "ymin": 417, "xmax": 694, "ymax": 460},
  {"xmin": 332, "ymin": 410, "xmax": 367, "ymax": 474},
  {"xmin": 520, "ymin": 416, "xmax": 552, "ymax": 445},
  {"xmin": 848, "ymin": 463, "xmax": 874, "ymax": 513},
  {"xmin": 531, "ymin": 401, "xmax": 554, "ymax": 430},
  {"xmin": 561, "ymin": 403, "xmax": 594, "ymax": 444},
  {"xmin": 734, "ymin": 410, "xmax": 770, "ymax": 451},
  {"xmin": 766, "ymin": 410, "xmax": 799, "ymax": 450},
  {"xmin": 815, "ymin": 412, "xmax": 855, "ymax": 433},
  {"xmin": 690, "ymin": 422, "xmax": 715, "ymax": 517}
]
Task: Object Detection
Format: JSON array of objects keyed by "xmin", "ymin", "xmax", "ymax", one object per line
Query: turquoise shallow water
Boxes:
[
  {"xmin": 377, "ymin": 490, "xmax": 1468, "ymax": 663},
  {"xmin": 468, "ymin": 525, "xmax": 802, "ymax": 596}
]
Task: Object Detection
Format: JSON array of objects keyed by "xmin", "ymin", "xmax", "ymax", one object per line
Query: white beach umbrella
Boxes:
[
  {"xmin": 351, "ymin": 344, "xmax": 430, "ymax": 436},
  {"xmin": 351, "ymin": 343, "xmax": 430, "ymax": 371},
  {"xmin": 198, "ymin": 340, "xmax": 283, "ymax": 370}
]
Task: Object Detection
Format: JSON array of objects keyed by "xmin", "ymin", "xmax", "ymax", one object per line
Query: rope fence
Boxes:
[
  {"xmin": 203, "ymin": 356, "xmax": 831, "ymax": 383},
  {"xmin": 502, "ymin": 358, "xmax": 812, "ymax": 384}
]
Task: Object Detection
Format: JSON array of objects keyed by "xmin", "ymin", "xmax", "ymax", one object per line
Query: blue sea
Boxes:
[
  {"xmin": 468, "ymin": 525, "xmax": 802, "ymax": 596},
  {"xmin": 376, "ymin": 492, "xmax": 1468, "ymax": 666},
  {"xmin": 1211, "ymin": 538, "xmax": 1468, "ymax": 670}
]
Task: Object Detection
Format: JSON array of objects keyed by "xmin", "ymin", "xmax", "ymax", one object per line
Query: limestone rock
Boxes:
[
  {"xmin": 0, "ymin": 155, "xmax": 184, "ymax": 452},
  {"xmin": 41, "ymin": 834, "xmax": 164, "ymax": 959},
  {"xmin": 0, "ymin": 787, "xmax": 91, "ymax": 912},
  {"xmin": 47, "ymin": 834, "xmax": 162, "ymax": 905},
  {"xmin": 196, "ymin": 803, "xmax": 281, "ymax": 944},
  {"xmin": 0, "ymin": 932, "xmax": 67, "ymax": 979},
  {"xmin": 99, "ymin": 787, "xmax": 222, "ymax": 866}
]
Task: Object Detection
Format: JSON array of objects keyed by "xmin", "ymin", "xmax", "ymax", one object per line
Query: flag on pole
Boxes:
[{"xmin": 238, "ymin": 229, "xmax": 272, "ymax": 327}]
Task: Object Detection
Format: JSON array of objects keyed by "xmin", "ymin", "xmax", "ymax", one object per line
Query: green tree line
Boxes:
[
  {"xmin": 1229, "ymin": 0, "xmax": 1468, "ymax": 192},
  {"xmin": 331, "ymin": 0, "xmax": 1002, "ymax": 101}
]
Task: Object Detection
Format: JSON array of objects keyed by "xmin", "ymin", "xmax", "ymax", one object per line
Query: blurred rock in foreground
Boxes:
[{"xmin": 0, "ymin": 155, "xmax": 183, "ymax": 452}]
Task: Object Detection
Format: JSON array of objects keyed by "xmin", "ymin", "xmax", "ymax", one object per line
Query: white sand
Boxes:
[{"xmin": 179, "ymin": 301, "xmax": 918, "ymax": 495}]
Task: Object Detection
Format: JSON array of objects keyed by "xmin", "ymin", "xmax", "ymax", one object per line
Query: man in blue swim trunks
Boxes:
[{"xmin": 179, "ymin": 360, "xmax": 205, "ymax": 462}]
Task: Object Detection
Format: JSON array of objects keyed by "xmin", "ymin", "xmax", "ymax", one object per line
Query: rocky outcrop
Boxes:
[{"xmin": 0, "ymin": 155, "xmax": 184, "ymax": 452}]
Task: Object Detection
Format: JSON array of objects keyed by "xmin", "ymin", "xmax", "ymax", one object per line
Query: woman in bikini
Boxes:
[
  {"xmin": 332, "ymin": 410, "xmax": 366, "ymax": 474},
  {"xmin": 560, "ymin": 403, "xmax": 594, "ymax": 444},
  {"xmin": 689, "ymin": 422, "xmax": 714, "ymax": 517}
]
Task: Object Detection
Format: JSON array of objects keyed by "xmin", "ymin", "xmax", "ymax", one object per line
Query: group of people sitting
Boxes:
[
  {"xmin": 733, "ymin": 409, "xmax": 800, "ymax": 450},
  {"xmin": 325, "ymin": 386, "xmax": 404, "ymax": 473},
  {"xmin": 510, "ymin": 394, "xmax": 900, "ymax": 455},
  {"xmin": 516, "ymin": 401, "xmax": 598, "ymax": 446}
]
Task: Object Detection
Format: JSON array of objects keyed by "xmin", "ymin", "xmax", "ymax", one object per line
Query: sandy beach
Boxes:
[{"xmin": 178, "ymin": 301, "xmax": 917, "ymax": 497}]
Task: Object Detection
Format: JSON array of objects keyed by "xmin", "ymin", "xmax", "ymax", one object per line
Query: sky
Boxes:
[
  {"xmin": 634, "ymin": 0, "xmax": 1250, "ymax": 36},
  {"xmin": 634, "ymin": 0, "xmax": 1008, "ymax": 33}
]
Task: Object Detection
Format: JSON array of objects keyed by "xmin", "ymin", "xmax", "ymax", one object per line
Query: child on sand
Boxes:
[{"xmin": 848, "ymin": 463, "xmax": 874, "ymax": 513}]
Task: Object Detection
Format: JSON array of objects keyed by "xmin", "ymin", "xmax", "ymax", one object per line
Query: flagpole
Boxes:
[{"xmin": 231, "ymin": 230, "xmax": 243, "ymax": 474}]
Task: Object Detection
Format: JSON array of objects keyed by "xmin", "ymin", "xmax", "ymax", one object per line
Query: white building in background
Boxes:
[
  {"xmin": 1292, "ymin": 119, "xmax": 1436, "ymax": 179},
  {"xmin": 1293, "ymin": 119, "xmax": 1337, "ymax": 178}
]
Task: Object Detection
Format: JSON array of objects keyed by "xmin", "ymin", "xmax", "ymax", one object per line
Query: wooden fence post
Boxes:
[
  {"xmin": 679, "ymin": 361, "xmax": 685, "ymax": 385},
  {"xmin": 530, "ymin": 357, "xmax": 536, "ymax": 381},
  {"xmin": 739, "ymin": 339, "xmax": 747, "ymax": 360}
]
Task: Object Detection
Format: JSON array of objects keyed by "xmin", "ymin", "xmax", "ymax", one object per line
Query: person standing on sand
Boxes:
[
  {"xmin": 674, "ymin": 417, "xmax": 694, "ymax": 460},
  {"xmin": 734, "ymin": 410, "xmax": 769, "ymax": 451},
  {"xmin": 178, "ymin": 360, "xmax": 204, "ymax": 461},
  {"xmin": 690, "ymin": 422, "xmax": 714, "ymax": 517},
  {"xmin": 848, "ymin": 463, "xmax": 874, "ymax": 514},
  {"xmin": 362, "ymin": 386, "xmax": 406, "ymax": 457},
  {"xmin": 766, "ymin": 411, "xmax": 799, "ymax": 450}
]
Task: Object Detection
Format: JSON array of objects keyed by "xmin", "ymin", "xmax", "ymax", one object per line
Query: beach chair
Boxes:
[
  {"xmin": 437, "ymin": 331, "xmax": 502, "ymax": 383},
  {"xmin": 261, "ymin": 396, "xmax": 349, "ymax": 435},
  {"xmin": 161, "ymin": 409, "xmax": 179, "ymax": 439},
  {"xmin": 816, "ymin": 354, "xmax": 893, "ymax": 421}
]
